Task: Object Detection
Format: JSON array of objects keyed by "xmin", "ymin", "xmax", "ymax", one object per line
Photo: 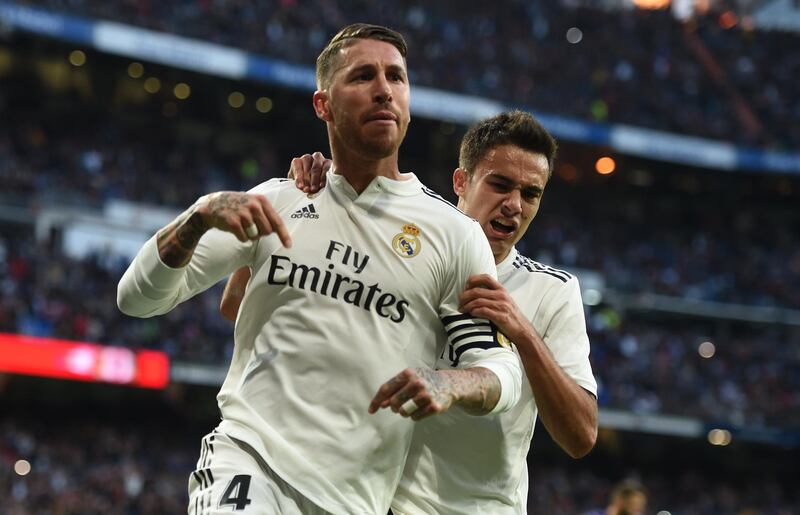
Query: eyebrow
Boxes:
[
  {"xmin": 489, "ymin": 174, "xmax": 543, "ymax": 194},
  {"xmin": 347, "ymin": 63, "xmax": 407, "ymax": 77}
]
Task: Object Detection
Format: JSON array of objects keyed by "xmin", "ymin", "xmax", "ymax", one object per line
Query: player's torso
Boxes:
[
  {"xmin": 240, "ymin": 178, "xmax": 453, "ymax": 371},
  {"xmin": 395, "ymin": 253, "xmax": 566, "ymax": 513},
  {"xmin": 219, "ymin": 177, "xmax": 472, "ymax": 513}
]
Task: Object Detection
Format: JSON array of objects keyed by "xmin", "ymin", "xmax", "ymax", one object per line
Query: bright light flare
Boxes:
[{"xmin": 595, "ymin": 157, "xmax": 616, "ymax": 175}]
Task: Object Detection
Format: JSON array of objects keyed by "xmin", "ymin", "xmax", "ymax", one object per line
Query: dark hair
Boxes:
[
  {"xmin": 316, "ymin": 23, "xmax": 407, "ymax": 90},
  {"xmin": 459, "ymin": 110, "xmax": 557, "ymax": 178}
]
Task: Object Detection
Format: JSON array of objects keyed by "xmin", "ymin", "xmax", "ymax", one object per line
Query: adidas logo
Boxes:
[{"xmin": 291, "ymin": 204, "xmax": 319, "ymax": 219}]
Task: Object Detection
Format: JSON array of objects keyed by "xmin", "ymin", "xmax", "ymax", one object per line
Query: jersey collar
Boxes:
[
  {"xmin": 496, "ymin": 246, "xmax": 518, "ymax": 277},
  {"xmin": 327, "ymin": 170, "xmax": 422, "ymax": 199}
]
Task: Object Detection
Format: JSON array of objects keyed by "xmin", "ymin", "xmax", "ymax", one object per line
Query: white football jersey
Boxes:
[
  {"xmin": 392, "ymin": 246, "xmax": 597, "ymax": 515},
  {"xmin": 117, "ymin": 172, "xmax": 522, "ymax": 515}
]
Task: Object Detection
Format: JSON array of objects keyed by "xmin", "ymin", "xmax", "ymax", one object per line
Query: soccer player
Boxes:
[
  {"xmin": 116, "ymin": 24, "xmax": 521, "ymax": 515},
  {"xmin": 233, "ymin": 111, "xmax": 598, "ymax": 514}
]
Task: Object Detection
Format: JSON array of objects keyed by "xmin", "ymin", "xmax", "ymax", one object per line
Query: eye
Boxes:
[
  {"xmin": 522, "ymin": 189, "xmax": 542, "ymax": 201},
  {"xmin": 353, "ymin": 72, "xmax": 373, "ymax": 82},
  {"xmin": 489, "ymin": 181, "xmax": 511, "ymax": 192}
]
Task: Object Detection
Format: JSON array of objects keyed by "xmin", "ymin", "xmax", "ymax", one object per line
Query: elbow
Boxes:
[
  {"xmin": 566, "ymin": 425, "xmax": 598, "ymax": 459},
  {"xmin": 117, "ymin": 287, "xmax": 137, "ymax": 317},
  {"xmin": 116, "ymin": 284, "xmax": 153, "ymax": 318}
]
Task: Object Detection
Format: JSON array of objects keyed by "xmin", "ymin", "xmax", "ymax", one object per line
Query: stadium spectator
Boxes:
[
  {"xmin": 22, "ymin": 0, "xmax": 800, "ymax": 148},
  {"xmin": 582, "ymin": 478, "xmax": 648, "ymax": 515}
]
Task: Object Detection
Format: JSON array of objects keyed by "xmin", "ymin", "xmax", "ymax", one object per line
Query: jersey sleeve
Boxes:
[
  {"xmin": 439, "ymin": 221, "xmax": 523, "ymax": 414},
  {"xmin": 117, "ymin": 179, "xmax": 289, "ymax": 318},
  {"xmin": 541, "ymin": 277, "xmax": 598, "ymax": 396}
]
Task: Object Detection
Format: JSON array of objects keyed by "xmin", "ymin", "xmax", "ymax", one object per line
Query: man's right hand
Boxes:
[
  {"xmin": 157, "ymin": 191, "xmax": 291, "ymax": 268},
  {"xmin": 289, "ymin": 152, "xmax": 331, "ymax": 193},
  {"xmin": 195, "ymin": 191, "xmax": 291, "ymax": 246}
]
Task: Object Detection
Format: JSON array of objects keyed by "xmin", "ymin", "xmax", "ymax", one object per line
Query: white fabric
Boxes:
[
  {"xmin": 392, "ymin": 246, "xmax": 597, "ymax": 515},
  {"xmin": 188, "ymin": 429, "xmax": 332, "ymax": 515},
  {"xmin": 118, "ymin": 172, "xmax": 522, "ymax": 515}
]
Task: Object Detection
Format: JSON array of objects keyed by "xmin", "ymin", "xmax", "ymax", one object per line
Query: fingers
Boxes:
[
  {"xmin": 288, "ymin": 156, "xmax": 304, "ymax": 189},
  {"xmin": 465, "ymin": 273, "xmax": 501, "ymax": 290},
  {"xmin": 459, "ymin": 286, "xmax": 504, "ymax": 311},
  {"xmin": 256, "ymin": 195, "xmax": 292, "ymax": 248},
  {"xmin": 368, "ymin": 368, "xmax": 413, "ymax": 414},
  {"xmin": 308, "ymin": 152, "xmax": 329, "ymax": 193},
  {"xmin": 368, "ymin": 369, "xmax": 449, "ymax": 421}
]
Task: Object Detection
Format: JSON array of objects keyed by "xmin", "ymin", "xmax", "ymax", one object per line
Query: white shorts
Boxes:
[{"xmin": 188, "ymin": 429, "xmax": 331, "ymax": 515}]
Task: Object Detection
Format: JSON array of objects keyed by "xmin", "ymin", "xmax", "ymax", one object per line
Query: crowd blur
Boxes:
[
  {"xmin": 1, "ymin": 417, "xmax": 798, "ymax": 514},
  {"xmin": 0, "ymin": 417, "xmax": 193, "ymax": 515},
  {"xmin": 20, "ymin": 0, "xmax": 800, "ymax": 149},
  {"xmin": 2, "ymin": 109, "xmax": 800, "ymax": 428}
]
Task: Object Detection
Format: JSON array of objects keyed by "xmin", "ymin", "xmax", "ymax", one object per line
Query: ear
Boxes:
[
  {"xmin": 453, "ymin": 167, "xmax": 468, "ymax": 197},
  {"xmin": 312, "ymin": 90, "xmax": 331, "ymax": 122}
]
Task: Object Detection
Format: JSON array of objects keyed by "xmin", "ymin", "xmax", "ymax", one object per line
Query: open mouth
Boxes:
[{"xmin": 490, "ymin": 220, "xmax": 515, "ymax": 235}]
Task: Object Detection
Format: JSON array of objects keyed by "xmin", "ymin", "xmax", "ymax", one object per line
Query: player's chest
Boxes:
[{"xmin": 254, "ymin": 194, "xmax": 443, "ymax": 301}]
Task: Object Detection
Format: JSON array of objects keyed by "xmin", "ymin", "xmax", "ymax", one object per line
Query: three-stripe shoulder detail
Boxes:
[
  {"xmin": 512, "ymin": 254, "xmax": 572, "ymax": 283},
  {"xmin": 420, "ymin": 187, "xmax": 474, "ymax": 220}
]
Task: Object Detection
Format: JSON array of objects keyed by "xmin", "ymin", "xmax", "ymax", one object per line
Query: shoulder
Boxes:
[
  {"xmin": 510, "ymin": 252, "xmax": 574, "ymax": 284},
  {"xmin": 416, "ymin": 185, "xmax": 478, "ymax": 228},
  {"xmin": 248, "ymin": 177, "xmax": 295, "ymax": 196}
]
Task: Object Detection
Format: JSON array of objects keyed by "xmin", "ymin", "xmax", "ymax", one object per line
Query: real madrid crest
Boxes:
[
  {"xmin": 392, "ymin": 223, "xmax": 422, "ymax": 258},
  {"xmin": 497, "ymin": 330, "xmax": 513, "ymax": 349}
]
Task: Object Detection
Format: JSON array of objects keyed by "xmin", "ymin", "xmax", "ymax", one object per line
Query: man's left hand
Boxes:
[{"xmin": 459, "ymin": 274, "xmax": 530, "ymax": 344}]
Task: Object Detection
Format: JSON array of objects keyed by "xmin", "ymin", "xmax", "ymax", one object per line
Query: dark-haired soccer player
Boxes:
[{"xmin": 117, "ymin": 24, "xmax": 520, "ymax": 515}]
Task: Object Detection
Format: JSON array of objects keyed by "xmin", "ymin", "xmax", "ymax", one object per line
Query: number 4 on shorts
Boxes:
[{"xmin": 220, "ymin": 474, "xmax": 252, "ymax": 511}]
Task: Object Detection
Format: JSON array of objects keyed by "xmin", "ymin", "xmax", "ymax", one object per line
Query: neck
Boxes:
[
  {"xmin": 494, "ymin": 244, "xmax": 516, "ymax": 265},
  {"xmin": 329, "ymin": 136, "xmax": 402, "ymax": 194}
]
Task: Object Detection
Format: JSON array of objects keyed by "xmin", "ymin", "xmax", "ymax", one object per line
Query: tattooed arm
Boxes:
[
  {"xmin": 157, "ymin": 191, "xmax": 292, "ymax": 269},
  {"xmin": 118, "ymin": 189, "xmax": 291, "ymax": 318},
  {"xmin": 368, "ymin": 367, "xmax": 502, "ymax": 421}
]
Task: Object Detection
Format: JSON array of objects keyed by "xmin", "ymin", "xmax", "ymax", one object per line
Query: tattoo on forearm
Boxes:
[
  {"xmin": 157, "ymin": 208, "xmax": 207, "ymax": 268},
  {"xmin": 420, "ymin": 367, "xmax": 501, "ymax": 415}
]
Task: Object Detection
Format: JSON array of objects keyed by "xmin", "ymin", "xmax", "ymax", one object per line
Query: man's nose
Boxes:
[
  {"xmin": 373, "ymin": 75, "xmax": 393, "ymax": 103},
  {"xmin": 501, "ymin": 190, "xmax": 522, "ymax": 216}
]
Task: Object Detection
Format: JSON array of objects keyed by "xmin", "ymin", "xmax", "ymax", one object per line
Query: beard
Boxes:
[{"xmin": 331, "ymin": 110, "xmax": 408, "ymax": 160}]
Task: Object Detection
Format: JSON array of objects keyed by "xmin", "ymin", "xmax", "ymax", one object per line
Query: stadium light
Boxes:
[
  {"xmin": 127, "ymin": 62, "xmax": 144, "ymax": 78},
  {"xmin": 595, "ymin": 156, "xmax": 616, "ymax": 175},
  {"xmin": 143, "ymin": 77, "xmax": 161, "ymax": 93},
  {"xmin": 173, "ymin": 82, "xmax": 191, "ymax": 100},
  {"xmin": 68, "ymin": 50, "xmax": 86, "ymax": 67},
  {"xmin": 566, "ymin": 27, "xmax": 583, "ymax": 44},
  {"xmin": 633, "ymin": 0, "xmax": 670, "ymax": 9},
  {"xmin": 228, "ymin": 91, "xmax": 245, "ymax": 108},
  {"xmin": 708, "ymin": 428, "xmax": 732, "ymax": 446},
  {"xmin": 256, "ymin": 96, "xmax": 273, "ymax": 113},
  {"xmin": 14, "ymin": 460, "xmax": 31, "ymax": 476},
  {"xmin": 698, "ymin": 341, "xmax": 715, "ymax": 358}
]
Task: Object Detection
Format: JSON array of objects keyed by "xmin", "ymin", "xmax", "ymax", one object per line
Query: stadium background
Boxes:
[{"xmin": 1, "ymin": 0, "xmax": 799, "ymax": 513}]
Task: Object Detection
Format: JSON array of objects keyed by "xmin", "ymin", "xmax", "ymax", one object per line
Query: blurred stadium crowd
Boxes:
[
  {"xmin": 2, "ymin": 2, "xmax": 800, "ymax": 513},
  {"xmin": 1, "ymin": 417, "xmax": 798, "ymax": 514},
  {"xmin": 23, "ymin": 0, "xmax": 800, "ymax": 149},
  {"xmin": 1, "ymin": 114, "xmax": 799, "ymax": 428}
]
